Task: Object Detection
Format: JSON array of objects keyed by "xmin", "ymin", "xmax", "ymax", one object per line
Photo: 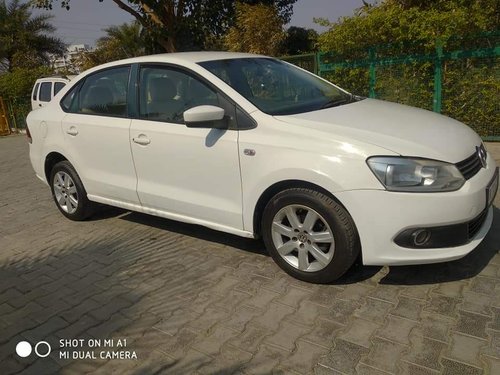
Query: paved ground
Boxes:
[{"xmin": 0, "ymin": 135, "xmax": 499, "ymax": 375}]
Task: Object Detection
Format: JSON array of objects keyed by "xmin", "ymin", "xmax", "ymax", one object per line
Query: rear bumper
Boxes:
[{"xmin": 336, "ymin": 153, "xmax": 497, "ymax": 266}]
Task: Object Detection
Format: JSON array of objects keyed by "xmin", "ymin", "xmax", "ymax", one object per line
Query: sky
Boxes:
[{"xmin": 33, "ymin": 0, "xmax": 372, "ymax": 47}]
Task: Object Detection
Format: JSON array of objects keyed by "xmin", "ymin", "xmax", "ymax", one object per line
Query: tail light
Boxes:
[{"xmin": 26, "ymin": 125, "xmax": 32, "ymax": 144}]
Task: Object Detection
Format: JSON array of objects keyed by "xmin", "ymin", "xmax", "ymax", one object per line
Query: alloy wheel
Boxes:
[{"xmin": 271, "ymin": 204, "xmax": 335, "ymax": 272}]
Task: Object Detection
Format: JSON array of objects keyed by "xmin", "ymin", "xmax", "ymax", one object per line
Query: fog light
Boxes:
[{"xmin": 412, "ymin": 229, "xmax": 431, "ymax": 246}]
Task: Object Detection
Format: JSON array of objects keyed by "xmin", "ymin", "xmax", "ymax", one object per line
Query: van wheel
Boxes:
[
  {"xmin": 262, "ymin": 188, "xmax": 360, "ymax": 283},
  {"xmin": 50, "ymin": 161, "xmax": 94, "ymax": 221}
]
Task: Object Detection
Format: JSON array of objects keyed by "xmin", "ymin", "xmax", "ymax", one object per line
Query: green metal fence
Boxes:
[{"xmin": 282, "ymin": 32, "xmax": 500, "ymax": 141}]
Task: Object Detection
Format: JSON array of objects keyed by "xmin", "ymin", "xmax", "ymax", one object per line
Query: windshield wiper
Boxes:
[{"xmin": 321, "ymin": 94, "xmax": 353, "ymax": 109}]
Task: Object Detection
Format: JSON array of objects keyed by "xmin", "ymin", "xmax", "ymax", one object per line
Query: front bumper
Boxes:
[{"xmin": 336, "ymin": 153, "xmax": 497, "ymax": 266}]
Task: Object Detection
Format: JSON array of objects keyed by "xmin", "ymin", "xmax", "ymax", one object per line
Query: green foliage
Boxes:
[
  {"xmin": 32, "ymin": 0, "xmax": 297, "ymax": 52},
  {"xmin": 316, "ymin": 0, "xmax": 498, "ymax": 54},
  {"xmin": 0, "ymin": 0, "xmax": 65, "ymax": 71},
  {"xmin": 282, "ymin": 26, "xmax": 318, "ymax": 55},
  {"xmin": 0, "ymin": 66, "xmax": 51, "ymax": 98},
  {"xmin": 225, "ymin": 2, "xmax": 285, "ymax": 56}
]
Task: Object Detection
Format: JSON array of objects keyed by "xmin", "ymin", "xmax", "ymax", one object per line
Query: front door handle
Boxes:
[
  {"xmin": 66, "ymin": 127, "xmax": 78, "ymax": 136},
  {"xmin": 133, "ymin": 135, "xmax": 151, "ymax": 146}
]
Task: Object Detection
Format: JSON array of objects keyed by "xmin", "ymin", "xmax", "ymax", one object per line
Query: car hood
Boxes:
[{"xmin": 274, "ymin": 98, "xmax": 481, "ymax": 163}]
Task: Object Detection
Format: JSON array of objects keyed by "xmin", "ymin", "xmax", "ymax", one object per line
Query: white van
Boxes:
[{"xmin": 31, "ymin": 76, "xmax": 75, "ymax": 110}]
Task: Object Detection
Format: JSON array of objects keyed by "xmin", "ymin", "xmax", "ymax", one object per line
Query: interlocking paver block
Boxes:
[
  {"xmin": 339, "ymin": 317, "xmax": 380, "ymax": 348},
  {"xmin": 445, "ymin": 332, "xmax": 486, "ymax": 368},
  {"xmin": 441, "ymin": 357, "xmax": 483, "ymax": 375},
  {"xmin": 275, "ymin": 286, "xmax": 312, "ymax": 308},
  {"xmin": 411, "ymin": 311, "xmax": 454, "ymax": 342},
  {"xmin": 322, "ymin": 299, "xmax": 360, "ymax": 325},
  {"xmin": 376, "ymin": 314, "xmax": 418, "ymax": 345},
  {"xmin": 455, "ymin": 310, "xmax": 490, "ymax": 339},
  {"xmin": 302, "ymin": 318, "xmax": 343, "ymax": 348},
  {"xmin": 318, "ymin": 338, "xmax": 370, "ymax": 374},
  {"xmin": 392, "ymin": 296, "xmax": 425, "ymax": 321},
  {"xmin": 220, "ymin": 305, "xmax": 262, "ymax": 333},
  {"xmin": 490, "ymin": 307, "xmax": 500, "ymax": 331},
  {"xmin": 264, "ymin": 320, "xmax": 310, "ymax": 351},
  {"xmin": 287, "ymin": 300, "xmax": 329, "ymax": 327},
  {"xmin": 191, "ymin": 325, "xmax": 238, "ymax": 357},
  {"xmin": 244, "ymin": 288, "xmax": 280, "ymax": 310},
  {"xmin": 403, "ymin": 334, "xmax": 446, "ymax": 371},
  {"xmin": 251, "ymin": 302, "xmax": 295, "ymax": 331},
  {"xmin": 354, "ymin": 297, "xmax": 394, "ymax": 324},
  {"xmin": 229, "ymin": 325, "xmax": 270, "ymax": 354},
  {"xmin": 280, "ymin": 340, "xmax": 329, "ymax": 374},
  {"xmin": 153, "ymin": 308, "xmax": 200, "ymax": 336},
  {"xmin": 198, "ymin": 344, "xmax": 252, "ymax": 375},
  {"xmin": 243, "ymin": 343, "xmax": 288, "ymax": 375},
  {"xmin": 186, "ymin": 306, "xmax": 229, "ymax": 333},
  {"xmin": 425, "ymin": 294, "xmax": 460, "ymax": 318},
  {"xmin": 469, "ymin": 276, "xmax": 497, "ymax": 295},
  {"xmin": 362, "ymin": 336, "xmax": 407, "ymax": 373},
  {"xmin": 307, "ymin": 285, "xmax": 343, "ymax": 307}
]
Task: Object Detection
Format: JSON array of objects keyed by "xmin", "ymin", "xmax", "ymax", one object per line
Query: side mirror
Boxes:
[{"xmin": 183, "ymin": 105, "xmax": 227, "ymax": 129}]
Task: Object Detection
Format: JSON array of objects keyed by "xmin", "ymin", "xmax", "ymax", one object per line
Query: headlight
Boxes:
[{"xmin": 367, "ymin": 157, "xmax": 465, "ymax": 192}]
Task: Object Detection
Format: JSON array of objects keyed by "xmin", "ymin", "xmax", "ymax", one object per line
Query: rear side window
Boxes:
[
  {"xmin": 54, "ymin": 82, "xmax": 66, "ymax": 96},
  {"xmin": 60, "ymin": 83, "xmax": 80, "ymax": 112},
  {"xmin": 39, "ymin": 82, "xmax": 52, "ymax": 102},
  {"xmin": 32, "ymin": 83, "xmax": 40, "ymax": 101},
  {"xmin": 76, "ymin": 66, "xmax": 130, "ymax": 117}
]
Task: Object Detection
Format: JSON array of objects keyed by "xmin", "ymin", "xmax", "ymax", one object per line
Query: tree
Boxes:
[
  {"xmin": 315, "ymin": 0, "xmax": 498, "ymax": 54},
  {"xmin": 0, "ymin": 0, "xmax": 65, "ymax": 72},
  {"xmin": 75, "ymin": 21, "xmax": 146, "ymax": 71},
  {"xmin": 33, "ymin": 0, "xmax": 298, "ymax": 52},
  {"xmin": 225, "ymin": 2, "xmax": 285, "ymax": 55},
  {"xmin": 282, "ymin": 26, "xmax": 318, "ymax": 55}
]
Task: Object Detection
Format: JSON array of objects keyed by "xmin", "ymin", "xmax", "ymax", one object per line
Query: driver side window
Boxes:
[{"xmin": 138, "ymin": 66, "xmax": 219, "ymax": 124}]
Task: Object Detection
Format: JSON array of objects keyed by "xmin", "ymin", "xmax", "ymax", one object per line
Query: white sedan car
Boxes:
[{"xmin": 27, "ymin": 52, "xmax": 498, "ymax": 283}]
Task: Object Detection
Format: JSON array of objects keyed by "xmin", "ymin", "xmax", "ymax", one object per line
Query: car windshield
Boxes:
[{"xmin": 199, "ymin": 58, "xmax": 353, "ymax": 116}]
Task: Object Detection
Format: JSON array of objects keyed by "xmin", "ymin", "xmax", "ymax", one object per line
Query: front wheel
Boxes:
[
  {"xmin": 50, "ymin": 160, "xmax": 94, "ymax": 221},
  {"xmin": 262, "ymin": 188, "xmax": 360, "ymax": 283}
]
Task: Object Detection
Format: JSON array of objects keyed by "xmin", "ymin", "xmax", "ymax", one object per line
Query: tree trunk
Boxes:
[{"xmin": 158, "ymin": 35, "xmax": 177, "ymax": 53}]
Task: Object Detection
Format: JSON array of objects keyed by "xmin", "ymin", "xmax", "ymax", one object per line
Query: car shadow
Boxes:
[
  {"xmin": 113, "ymin": 205, "xmax": 498, "ymax": 285},
  {"xmin": 119, "ymin": 211, "xmax": 267, "ymax": 256}
]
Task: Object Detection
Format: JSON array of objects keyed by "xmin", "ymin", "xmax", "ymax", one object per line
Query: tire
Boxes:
[
  {"xmin": 49, "ymin": 160, "xmax": 94, "ymax": 221},
  {"xmin": 262, "ymin": 188, "xmax": 360, "ymax": 283}
]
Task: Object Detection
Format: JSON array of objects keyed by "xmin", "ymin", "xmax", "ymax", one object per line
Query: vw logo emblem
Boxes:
[{"xmin": 477, "ymin": 146, "xmax": 487, "ymax": 168}]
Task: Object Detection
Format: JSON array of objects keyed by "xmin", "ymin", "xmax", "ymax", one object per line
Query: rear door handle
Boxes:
[
  {"xmin": 133, "ymin": 135, "xmax": 151, "ymax": 146},
  {"xmin": 66, "ymin": 127, "xmax": 78, "ymax": 136}
]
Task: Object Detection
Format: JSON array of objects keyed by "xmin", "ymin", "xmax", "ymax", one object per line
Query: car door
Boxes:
[
  {"xmin": 130, "ymin": 64, "xmax": 243, "ymax": 230},
  {"xmin": 60, "ymin": 65, "xmax": 140, "ymax": 205}
]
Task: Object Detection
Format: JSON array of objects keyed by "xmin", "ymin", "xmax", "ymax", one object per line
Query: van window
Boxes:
[
  {"xmin": 39, "ymin": 82, "xmax": 52, "ymax": 102},
  {"xmin": 54, "ymin": 82, "xmax": 66, "ymax": 96},
  {"xmin": 32, "ymin": 83, "xmax": 40, "ymax": 101}
]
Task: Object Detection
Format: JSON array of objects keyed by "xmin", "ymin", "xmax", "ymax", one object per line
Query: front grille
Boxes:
[
  {"xmin": 468, "ymin": 209, "xmax": 488, "ymax": 239},
  {"xmin": 456, "ymin": 145, "xmax": 485, "ymax": 180}
]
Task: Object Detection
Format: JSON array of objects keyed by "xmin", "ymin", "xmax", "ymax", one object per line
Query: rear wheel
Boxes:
[
  {"xmin": 50, "ymin": 161, "xmax": 94, "ymax": 221},
  {"xmin": 262, "ymin": 188, "xmax": 360, "ymax": 283}
]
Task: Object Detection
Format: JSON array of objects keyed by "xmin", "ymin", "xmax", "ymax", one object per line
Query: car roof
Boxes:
[
  {"xmin": 81, "ymin": 51, "xmax": 268, "ymax": 75},
  {"xmin": 115, "ymin": 51, "xmax": 265, "ymax": 64}
]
